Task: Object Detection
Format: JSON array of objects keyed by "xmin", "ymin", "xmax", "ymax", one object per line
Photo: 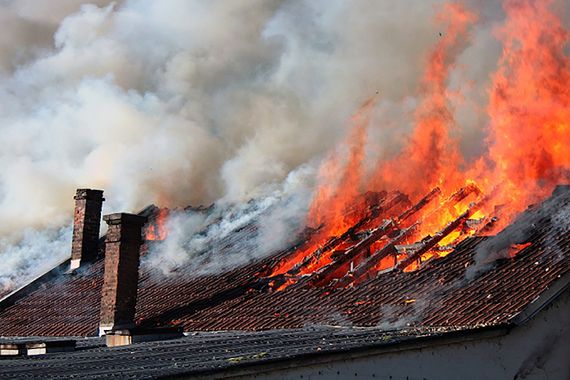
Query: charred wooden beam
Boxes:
[
  {"xmin": 286, "ymin": 192, "xmax": 408, "ymax": 277},
  {"xmin": 396, "ymin": 187, "xmax": 441, "ymax": 223},
  {"xmin": 395, "ymin": 197, "xmax": 486, "ymax": 271},
  {"xmin": 342, "ymin": 190, "xmax": 389, "ymax": 223},
  {"xmin": 334, "ymin": 185, "xmax": 476, "ymax": 286},
  {"xmin": 337, "ymin": 223, "xmax": 417, "ymax": 287},
  {"xmin": 268, "ymin": 193, "xmax": 389, "ymax": 277},
  {"xmin": 447, "ymin": 183, "xmax": 481, "ymax": 204},
  {"xmin": 331, "ymin": 188, "xmax": 443, "ymax": 287},
  {"xmin": 308, "ymin": 219, "xmax": 396, "ymax": 287},
  {"xmin": 395, "ymin": 214, "xmax": 467, "ymax": 270},
  {"xmin": 408, "ymin": 184, "xmax": 480, "ymax": 228},
  {"xmin": 316, "ymin": 191, "xmax": 405, "ymax": 254},
  {"xmin": 267, "ymin": 192, "xmax": 409, "ymax": 290}
]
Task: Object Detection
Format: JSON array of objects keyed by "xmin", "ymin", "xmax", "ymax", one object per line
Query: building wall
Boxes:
[{"xmin": 217, "ymin": 289, "xmax": 570, "ymax": 380}]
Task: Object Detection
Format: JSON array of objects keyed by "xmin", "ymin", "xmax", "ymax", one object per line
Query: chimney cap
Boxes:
[
  {"xmin": 74, "ymin": 189, "xmax": 105, "ymax": 201},
  {"xmin": 103, "ymin": 213, "xmax": 147, "ymax": 226}
]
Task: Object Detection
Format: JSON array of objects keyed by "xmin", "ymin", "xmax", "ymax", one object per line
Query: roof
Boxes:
[
  {"xmin": 0, "ymin": 186, "xmax": 568, "ymax": 337},
  {"xmin": 0, "ymin": 325, "xmax": 511, "ymax": 379}
]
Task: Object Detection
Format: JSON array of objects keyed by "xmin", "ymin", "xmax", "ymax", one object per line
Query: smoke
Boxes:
[
  {"xmin": 466, "ymin": 186, "xmax": 570, "ymax": 280},
  {"xmin": 143, "ymin": 164, "xmax": 313, "ymax": 275},
  {"xmin": 0, "ymin": 226, "xmax": 71, "ymax": 295},
  {"xmin": 2, "ymin": 1, "xmax": 563, "ymax": 287},
  {"xmin": 376, "ymin": 301, "xmax": 428, "ymax": 331},
  {"xmin": 0, "ymin": 0, "xmax": 506, "ymax": 229}
]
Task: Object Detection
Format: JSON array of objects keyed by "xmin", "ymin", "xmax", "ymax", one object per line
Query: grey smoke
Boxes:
[
  {"xmin": 0, "ymin": 1, "xmax": 506, "ymax": 235},
  {"xmin": 376, "ymin": 303, "xmax": 422, "ymax": 331}
]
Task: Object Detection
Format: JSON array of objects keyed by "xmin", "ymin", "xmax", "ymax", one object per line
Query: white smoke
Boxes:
[
  {"xmin": 143, "ymin": 164, "xmax": 314, "ymax": 275},
  {"xmin": 0, "ymin": 226, "xmax": 71, "ymax": 295}
]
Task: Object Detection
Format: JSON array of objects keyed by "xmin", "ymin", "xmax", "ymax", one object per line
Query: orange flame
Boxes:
[
  {"xmin": 369, "ymin": 2, "xmax": 476, "ymax": 199},
  {"xmin": 308, "ymin": 96, "xmax": 377, "ymax": 233},
  {"xmin": 266, "ymin": 0, "xmax": 569, "ymax": 288},
  {"xmin": 269, "ymin": 96, "xmax": 379, "ymax": 276},
  {"xmin": 364, "ymin": 2, "xmax": 480, "ymax": 250},
  {"xmin": 507, "ymin": 242, "xmax": 532, "ymax": 258},
  {"xmin": 471, "ymin": 0, "xmax": 570, "ymax": 232},
  {"xmin": 145, "ymin": 208, "xmax": 169, "ymax": 241}
]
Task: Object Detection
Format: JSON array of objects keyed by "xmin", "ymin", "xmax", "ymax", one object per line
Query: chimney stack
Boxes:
[
  {"xmin": 71, "ymin": 189, "xmax": 104, "ymax": 270},
  {"xmin": 99, "ymin": 213, "xmax": 147, "ymax": 336}
]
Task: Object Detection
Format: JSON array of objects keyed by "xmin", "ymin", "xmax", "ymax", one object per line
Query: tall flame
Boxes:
[
  {"xmin": 472, "ymin": 0, "xmax": 570, "ymax": 231},
  {"xmin": 267, "ymin": 0, "xmax": 570, "ymax": 287},
  {"xmin": 308, "ymin": 96, "xmax": 377, "ymax": 234},
  {"xmin": 270, "ymin": 96, "xmax": 377, "ymax": 276},
  {"xmin": 370, "ymin": 2, "xmax": 476, "ymax": 200}
]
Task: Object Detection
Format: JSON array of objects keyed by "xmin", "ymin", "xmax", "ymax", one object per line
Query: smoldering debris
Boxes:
[
  {"xmin": 143, "ymin": 165, "xmax": 314, "ymax": 276},
  {"xmin": 466, "ymin": 186, "xmax": 570, "ymax": 280}
]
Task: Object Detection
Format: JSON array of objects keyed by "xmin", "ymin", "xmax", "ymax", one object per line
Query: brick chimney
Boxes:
[
  {"xmin": 70, "ymin": 189, "xmax": 104, "ymax": 270},
  {"xmin": 99, "ymin": 213, "xmax": 147, "ymax": 336}
]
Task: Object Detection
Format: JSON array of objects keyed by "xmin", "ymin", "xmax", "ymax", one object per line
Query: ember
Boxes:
[{"xmin": 506, "ymin": 243, "xmax": 532, "ymax": 259}]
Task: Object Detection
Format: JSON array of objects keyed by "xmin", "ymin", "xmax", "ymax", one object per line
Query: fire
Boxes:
[
  {"xmin": 471, "ymin": 0, "xmax": 570, "ymax": 232},
  {"xmin": 506, "ymin": 243, "xmax": 532, "ymax": 258},
  {"xmin": 270, "ymin": 96, "xmax": 380, "ymax": 276},
  {"xmin": 369, "ymin": 2, "xmax": 476, "ymax": 200},
  {"xmin": 145, "ymin": 208, "xmax": 169, "ymax": 241},
  {"xmin": 308, "ymin": 96, "xmax": 377, "ymax": 235},
  {"xmin": 265, "ymin": 0, "xmax": 570, "ymax": 290}
]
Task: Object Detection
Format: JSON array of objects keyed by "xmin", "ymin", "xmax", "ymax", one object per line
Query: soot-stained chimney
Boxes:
[
  {"xmin": 99, "ymin": 213, "xmax": 147, "ymax": 336},
  {"xmin": 70, "ymin": 189, "xmax": 104, "ymax": 270}
]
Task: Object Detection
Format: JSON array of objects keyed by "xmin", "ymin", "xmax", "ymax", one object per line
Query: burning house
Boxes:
[
  {"xmin": 0, "ymin": 181, "xmax": 568, "ymax": 378},
  {"xmin": 0, "ymin": 172, "xmax": 568, "ymax": 377},
  {"xmin": 0, "ymin": 0, "xmax": 569, "ymax": 379}
]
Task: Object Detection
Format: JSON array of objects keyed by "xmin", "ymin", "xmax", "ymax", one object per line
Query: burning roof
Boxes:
[
  {"xmin": 0, "ymin": 185, "xmax": 567, "ymax": 337},
  {"xmin": 0, "ymin": 0, "xmax": 568, "ymax": 342},
  {"xmin": 198, "ymin": 0, "xmax": 570, "ymax": 296}
]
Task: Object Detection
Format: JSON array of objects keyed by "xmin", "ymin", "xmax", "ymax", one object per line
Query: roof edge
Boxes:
[
  {"xmin": 0, "ymin": 259, "xmax": 70, "ymax": 311},
  {"xmin": 509, "ymin": 270, "xmax": 570, "ymax": 326},
  {"xmin": 164, "ymin": 325, "xmax": 509, "ymax": 380}
]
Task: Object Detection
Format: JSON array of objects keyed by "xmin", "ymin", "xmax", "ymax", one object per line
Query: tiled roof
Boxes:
[
  {"xmin": 0, "ymin": 187, "xmax": 568, "ymax": 337},
  {"xmin": 0, "ymin": 288, "xmax": 11, "ymax": 300},
  {"xmin": 0, "ymin": 325, "xmax": 506, "ymax": 379}
]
